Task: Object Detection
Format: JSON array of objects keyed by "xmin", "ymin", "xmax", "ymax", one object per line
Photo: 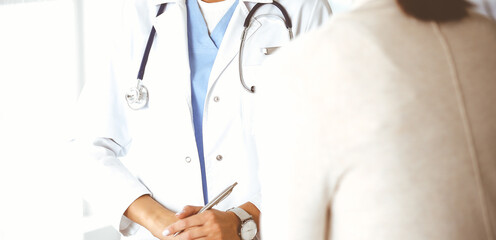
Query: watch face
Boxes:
[{"xmin": 240, "ymin": 220, "xmax": 257, "ymax": 240}]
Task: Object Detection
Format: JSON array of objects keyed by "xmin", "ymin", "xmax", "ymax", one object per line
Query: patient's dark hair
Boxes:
[{"xmin": 396, "ymin": 0, "xmax": 473, "ymax": 22}]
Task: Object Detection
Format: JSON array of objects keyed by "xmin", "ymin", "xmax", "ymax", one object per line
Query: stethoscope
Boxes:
[{"xmin": 125, "ymin": 1, "xmax": 293, "ymax": 110}]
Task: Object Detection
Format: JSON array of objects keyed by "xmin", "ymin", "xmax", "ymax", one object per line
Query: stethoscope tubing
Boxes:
[
  {"xmin": 239, "ymin": 1, "xmax": 293, "ymax": 93},
  {"xmin": 243, "ymin": 1, "xmax": 292, "ymax": 29},
  {"xmin": 137, "ymin": 3, "xmax": 167, "ymax": 81}
]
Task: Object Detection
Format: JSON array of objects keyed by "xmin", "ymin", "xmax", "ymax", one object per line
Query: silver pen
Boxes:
[{"xmin": 173, "ymin": 182, "xmax": 238, "ymax": 237}]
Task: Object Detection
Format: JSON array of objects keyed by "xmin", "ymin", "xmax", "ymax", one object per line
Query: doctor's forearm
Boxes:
[{"xmin": 124, "ymin": 195, "xmax": 178, "ymax": 237}]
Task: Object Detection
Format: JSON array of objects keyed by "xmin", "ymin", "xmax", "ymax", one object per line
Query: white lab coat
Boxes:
[{"xmin": 76, "ymin": 0, "xmax": 330, "ymax": 239}]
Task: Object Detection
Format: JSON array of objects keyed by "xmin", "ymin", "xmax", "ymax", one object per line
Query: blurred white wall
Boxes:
[
  {"xmin": 0, "ymin": 0, "xmax": 81, "ymax": 240},
  {"xmin": 327, "ymin": 0, "xmax": 496, "ymax": 18},
  {"xmin": 0, "ymin": 0, "xmax": 124, "ymax": 239}
]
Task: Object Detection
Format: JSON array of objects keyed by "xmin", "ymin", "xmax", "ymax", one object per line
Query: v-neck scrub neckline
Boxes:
[{"xmin": 197, "ymin": 0, "xmax": 237, "ymax": 34}]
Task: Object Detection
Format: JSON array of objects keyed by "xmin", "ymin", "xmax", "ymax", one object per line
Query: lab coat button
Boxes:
[
  {"xmin": 185, "ymin": 157, "xmax": 192, "ymax": 163},
  {"xmin": 216, "ymin": 155, "xmax": 223, "ymax": 161},
  {"xmin": 213, "ymin": 96, "xmax": 220, "ymax": 102}
]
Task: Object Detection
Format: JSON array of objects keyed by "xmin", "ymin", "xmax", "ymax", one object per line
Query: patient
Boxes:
[{"xmin": 255, "ymin": 0, "xmax": 496, "ymax": 239}]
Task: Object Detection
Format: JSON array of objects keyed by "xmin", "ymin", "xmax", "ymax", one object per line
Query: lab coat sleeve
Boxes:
[
  {"xmin": 79, "ymin": 137, "xmax": 151, "ymax": 236},
  {"xmin": 73, "ymin": 0, "xmax": 161, "ymax": 236},
  {"xmin": 76, "ymin": 2, "xmax": 152, "ymax": 234},
  {"xmin": 76, "ymin": 62, "xmax": 150, "ymax": 236}
]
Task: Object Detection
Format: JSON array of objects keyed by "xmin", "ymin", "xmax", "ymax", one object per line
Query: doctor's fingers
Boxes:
[
  {"xmin": 176, "ymin": 205, "xmax": 203, "ymax": 219},
  {"xmin": 173, "ymin": 210, "xmax": 240, "ymax": 240},
  {"xmin": 168, "ymin": 226, "xmax": 208, "ymax": 240},
  {"xmin": 167, "ymin": 212, "xmax": 210, "ymax": 235}
]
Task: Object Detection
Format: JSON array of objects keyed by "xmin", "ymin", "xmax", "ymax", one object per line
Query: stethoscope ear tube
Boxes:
[{"xmin": 243, "ymin": 1, "xmax": 292, "ymax": 29}]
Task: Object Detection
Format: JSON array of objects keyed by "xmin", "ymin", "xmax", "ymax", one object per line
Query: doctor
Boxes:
[{"xmin": 77, "ymin": 0, "xmax": 331, "ymax": 240}]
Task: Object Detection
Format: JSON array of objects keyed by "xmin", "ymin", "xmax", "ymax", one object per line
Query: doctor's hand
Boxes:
[
  {"xmin": 163, "ymin": 205, "xmax": 241, "ymax": 240},
  {"xmin": 124, "ymin": 195, "xmax": 179, "ymax": 240}
]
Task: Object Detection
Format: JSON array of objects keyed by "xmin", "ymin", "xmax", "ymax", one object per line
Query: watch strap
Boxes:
[{"xmin": 228, "ymin": 207, "xmax": 252, "ymax": 222}]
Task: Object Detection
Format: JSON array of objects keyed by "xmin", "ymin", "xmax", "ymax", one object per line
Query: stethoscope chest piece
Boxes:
[{"xmin": 125, "ymin": 80, "xmax": 149, "ymax": 110}]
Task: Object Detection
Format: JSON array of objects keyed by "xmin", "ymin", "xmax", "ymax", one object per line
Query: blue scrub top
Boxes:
[{"xmin": 187, "ymin": 0, "xmax": 238, "ymax": 204}]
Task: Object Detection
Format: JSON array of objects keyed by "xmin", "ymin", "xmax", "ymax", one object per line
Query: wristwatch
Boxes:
[{"xmin": 228, "ymin": 207, "xmax": 258, "ymax": 240}]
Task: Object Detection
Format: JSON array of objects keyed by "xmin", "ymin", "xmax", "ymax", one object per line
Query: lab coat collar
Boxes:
[
  {"xmin": 150, "ymin": 0, "xmax": 193, "ymax": 117},
  {"xmin": 152, "ymin": 0, "xmax": 272, "ymax": 5}
]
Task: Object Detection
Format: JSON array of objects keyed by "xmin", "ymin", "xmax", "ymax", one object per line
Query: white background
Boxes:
[
  {"xmin": 328, "ymin": 0, "xmax": 496, "ymax": 17},
  {"xmin": 0, "ymin": 0, "xmax": 122, "ymax": 239},
  {"xmin": 0, "ymin": 0, "xmax": 80, "ymax": 239}
]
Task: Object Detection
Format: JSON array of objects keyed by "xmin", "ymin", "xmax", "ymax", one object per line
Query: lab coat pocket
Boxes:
[
  {"xmin": 242, "ymin": 16, "xmax": 290, "ymax": 65},
  {"xmin": 242, "ymin": 44, "xmax": 282, "ymax": 68}
]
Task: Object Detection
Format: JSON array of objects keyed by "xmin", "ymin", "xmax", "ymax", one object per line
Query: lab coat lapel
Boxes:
[
  {"xmin": 207, "ymin": 1, "xmax": 261, "ymax": 92},
  {"xmin": 152, "ymin": 0, "xmax": 193, "ymax": 117}
]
